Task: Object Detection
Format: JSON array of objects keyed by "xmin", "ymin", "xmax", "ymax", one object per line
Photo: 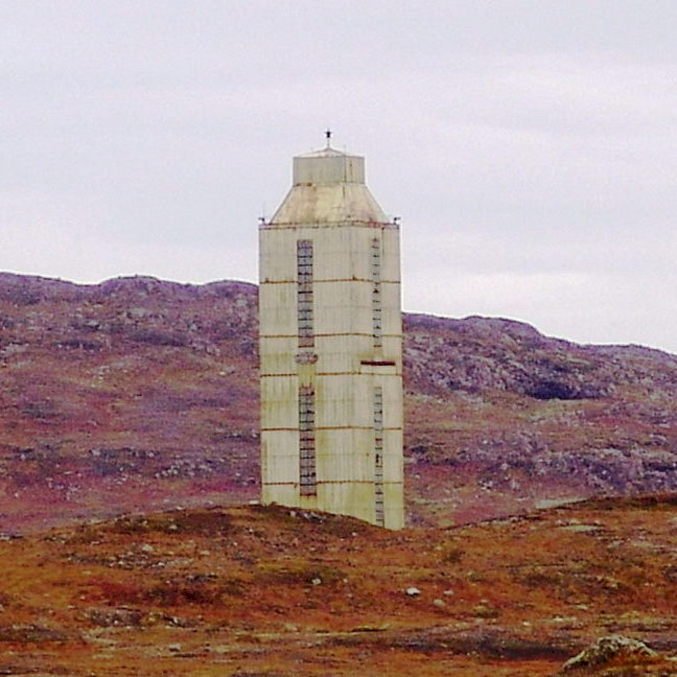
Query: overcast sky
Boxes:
[{"xmin": 2, "ymin": 1, "xmax": 676, "ymax": 353}]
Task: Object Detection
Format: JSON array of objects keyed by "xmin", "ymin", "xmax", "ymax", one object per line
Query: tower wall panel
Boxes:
[
  {"xmin": 260, "ymin": 430, "xmax": 300, "ymax": 484},
  {"xmin": 260, "ymin": 376, "xmax": 297, "ymax": 428}
]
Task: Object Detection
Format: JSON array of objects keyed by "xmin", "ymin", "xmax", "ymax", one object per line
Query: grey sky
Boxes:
[{"xmin": 2, "ymin": 1, "xmax": 676, "ymax": 352}]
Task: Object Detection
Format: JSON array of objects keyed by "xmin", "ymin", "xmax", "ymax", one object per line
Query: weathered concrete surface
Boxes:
[{"xmin": 259, "ymin": 143, "xmax": 404, "ymax": 528}]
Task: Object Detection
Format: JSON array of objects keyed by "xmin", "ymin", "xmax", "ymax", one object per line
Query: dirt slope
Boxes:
[{"xmin": 0, "ymin": 495, "xmax": 675, "ymax": 675}]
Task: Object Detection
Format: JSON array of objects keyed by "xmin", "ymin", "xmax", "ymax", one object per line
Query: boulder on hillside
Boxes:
[{"xmin": 559, "ymin": 634, "xmax": 659, "ymax": 674}]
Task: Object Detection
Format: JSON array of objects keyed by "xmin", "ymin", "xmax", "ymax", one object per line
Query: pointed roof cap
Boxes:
[{"xmin": 297, "ymin": 146, "xmax": 348, "ymax": 159}]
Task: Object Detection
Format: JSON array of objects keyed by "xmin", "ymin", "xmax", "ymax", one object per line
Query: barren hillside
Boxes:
[{"xmin": 0, "ymin": 272, "xmax": 675, "ymax": 532}]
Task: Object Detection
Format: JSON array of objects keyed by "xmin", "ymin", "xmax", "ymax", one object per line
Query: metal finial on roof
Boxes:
[{"xmin": 325, "ymin": 128, "xmax": 332, "ymax": 146}]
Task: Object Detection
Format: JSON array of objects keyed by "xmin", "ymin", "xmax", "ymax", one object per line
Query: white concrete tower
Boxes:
[{"xmin": 259, "ymin": 135, "xmax": 404, "ymax": 529}]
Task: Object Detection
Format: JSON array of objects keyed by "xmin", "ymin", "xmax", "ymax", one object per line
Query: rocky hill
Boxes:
[{"xmin": 0, "ymin": 272, "xmax": 675, "ymax": 532}]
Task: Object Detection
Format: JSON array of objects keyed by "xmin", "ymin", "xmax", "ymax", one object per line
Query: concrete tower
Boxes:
[{"xmin": 259, "ymin": 136, "xmax": 404, "ymax": 529}]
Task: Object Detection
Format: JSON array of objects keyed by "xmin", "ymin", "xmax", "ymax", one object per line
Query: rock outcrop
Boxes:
[{"xmin": 559, "ymin": 634, "xmax": 661, "ymax": 674}]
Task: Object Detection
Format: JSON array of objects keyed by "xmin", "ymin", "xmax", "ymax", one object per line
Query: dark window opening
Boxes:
[
  {"xmin": 297, "ymin": 240, "xmax": 314, "ymax": 348},
  {"xmin": 299, "ymin": 385, "xmax": 316, "ymax": 496},
  {"xmin": 371, "ymin": 238, "xmax": 382, "ymax": 348},
  {"xmin": 374, "ymin": 386, "xmax": 384, "ymax": 526}
]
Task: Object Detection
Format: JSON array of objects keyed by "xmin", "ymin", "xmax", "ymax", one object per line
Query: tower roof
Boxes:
[{"xmin": 268, "ymin": 139, "xmax": 388, "ymax": 226}]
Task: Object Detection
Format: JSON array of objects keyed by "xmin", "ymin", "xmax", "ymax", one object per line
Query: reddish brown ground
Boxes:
[{"xmin": 0, "ymin": 495, "xmax": 674, "ymax": 675}]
